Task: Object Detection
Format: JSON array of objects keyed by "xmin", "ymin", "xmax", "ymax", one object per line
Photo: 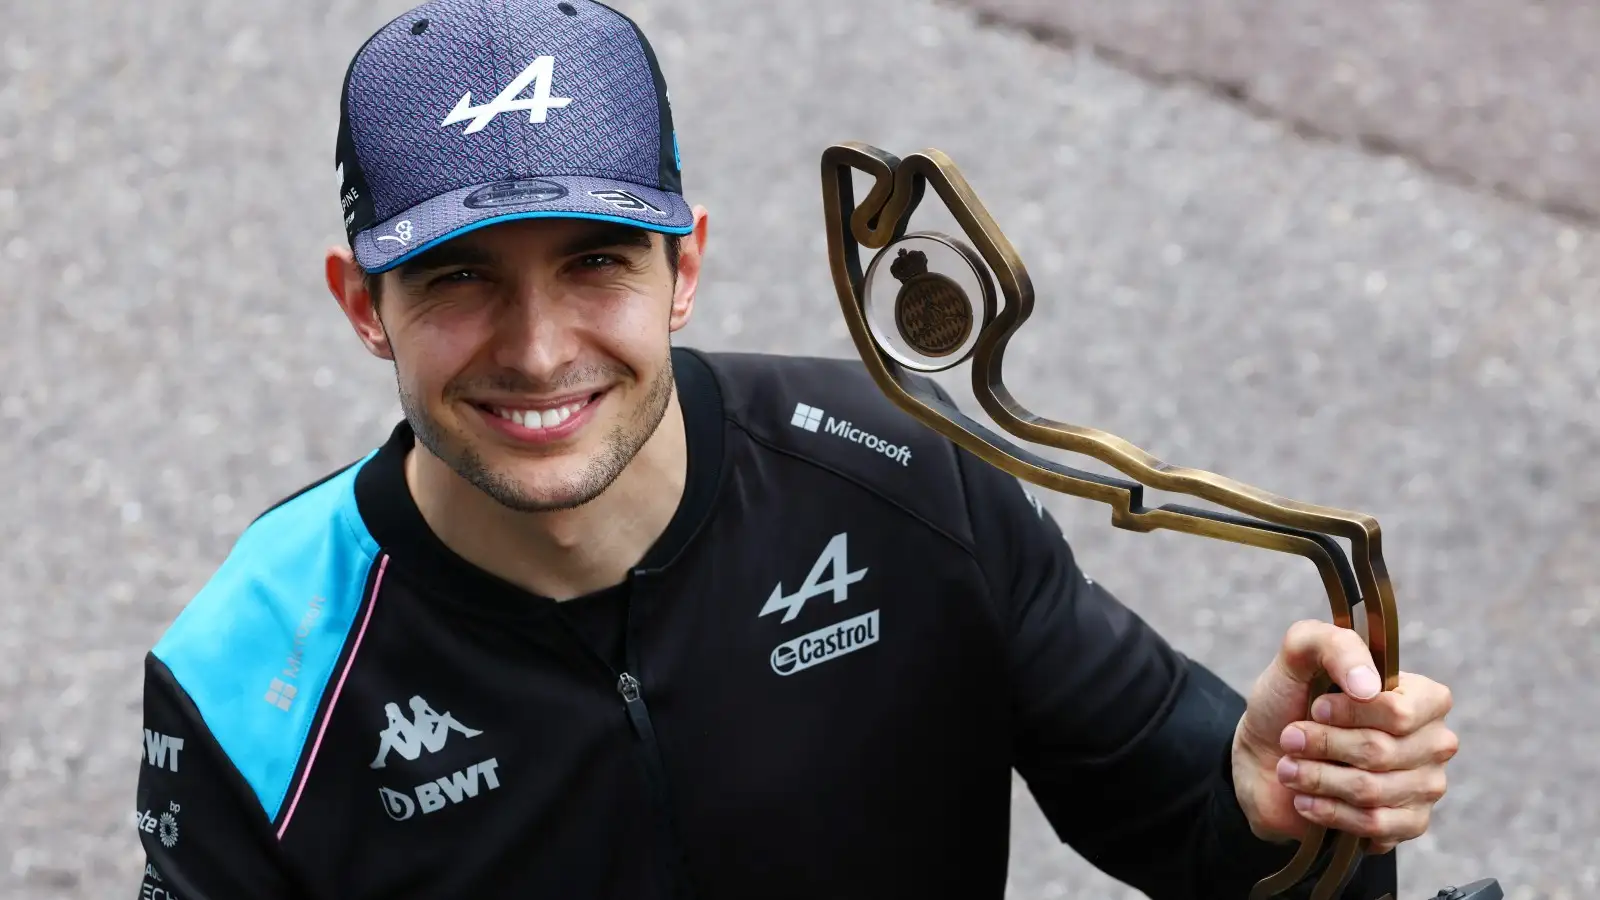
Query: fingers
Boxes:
[
  {"xmin": 1276, "ymin": 755, "xmax": 1448, "ymax": 810},
  {"xmin": 1286, "ymin": 788, "xmax": 1435, "ymax": 847},
  {"xmin": 1278, "ymin": 620, "xmax": 1384, "ymax": 700},
  {"xmin": 1282, "ymin": 719, "xmax": 1459, "ymax": 771},
  {"xmin": 1310, "ymin": 672, "xmax": 1454, "ymax": 735}
]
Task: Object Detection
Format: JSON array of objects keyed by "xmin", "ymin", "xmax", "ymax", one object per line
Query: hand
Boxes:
[{"xmin": 1231, "ymin": 619, "xmax": 1459, "ymax": 854}]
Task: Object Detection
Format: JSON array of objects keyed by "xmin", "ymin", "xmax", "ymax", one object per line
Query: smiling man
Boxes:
[{"xmin": 131, "ymin": 1, "xmax": 1460, "ymax": 899}]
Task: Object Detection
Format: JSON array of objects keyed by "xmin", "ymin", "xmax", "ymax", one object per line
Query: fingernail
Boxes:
[
  {"xmin": 1348, "ymin": 666, "xmax": 1381, "ymax": 699},
  {"xmin": 1280, "ymin": 725, "xmax": 1306, "ymax": 753},
  {"xmin": 1312, "ymin": 696, "xmax": 1332, "ymax": 723},
  {"xmin": 1277, "ymin": 756, "xmax": 1299, "ymax": 782},
  {"xmin": 1294, "ymin": 794, "xmax": 1315, "ymax": 813}
]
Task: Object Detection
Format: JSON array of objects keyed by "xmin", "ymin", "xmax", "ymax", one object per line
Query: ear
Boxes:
[
  {"xmin": 667, "ymin": 205, "xmax": 710, "ymax": 334},
  {"xmin": 325, "ymin": 245, "xmax": 393, "ymax": 361}
]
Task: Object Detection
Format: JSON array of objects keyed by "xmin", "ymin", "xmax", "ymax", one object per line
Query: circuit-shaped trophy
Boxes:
[{"xmin": 820, "ymin": 141, "xmax": 1400, "ymax": 900}]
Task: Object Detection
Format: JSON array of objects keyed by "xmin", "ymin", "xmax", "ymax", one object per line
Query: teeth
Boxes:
[{"xmin": 492, "ymin": 398, "xmax": 589, "ymax": 430}]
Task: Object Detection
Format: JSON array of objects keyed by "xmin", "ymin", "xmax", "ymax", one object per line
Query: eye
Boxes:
[
  {"xmin": 577, "ymin": 253, "xmax": 626, "ymax": 269},
  {"xmin": 429, "ymin": 268, "xmax": 483, "ymax": 288}
]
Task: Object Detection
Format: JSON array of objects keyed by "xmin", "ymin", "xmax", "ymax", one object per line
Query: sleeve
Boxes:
[
  {"xmin": 134, "ymin": 653, "xmax": 304, "ymax": 900},
  {"xmin": 954, "ymin": 449, "xmax": 1398, "ymax": 900}
]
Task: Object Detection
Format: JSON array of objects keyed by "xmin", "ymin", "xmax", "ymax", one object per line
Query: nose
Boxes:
[{"xmin": 490, "ymin": 283, "xmax": 580, "ymax": 380}]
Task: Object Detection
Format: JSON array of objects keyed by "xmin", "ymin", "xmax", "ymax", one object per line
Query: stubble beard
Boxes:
[{"xmin": 399, "ymin": 354, "xmax": 678, "ymax": 514}]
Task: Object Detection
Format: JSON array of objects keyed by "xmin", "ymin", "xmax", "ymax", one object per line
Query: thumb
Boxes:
[{"xmin": 1277, "ymin": 619, "xmax": 1383, "ymax": 701}]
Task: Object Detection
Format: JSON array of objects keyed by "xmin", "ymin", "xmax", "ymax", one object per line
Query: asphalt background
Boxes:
[{"xmin": 2, "ymin": 0, "xmax": 1596, "ymax": 897}]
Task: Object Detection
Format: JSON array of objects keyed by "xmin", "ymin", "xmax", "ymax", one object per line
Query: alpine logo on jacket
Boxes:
[
  {"xmin": 371, "ymin": 696, "xmax": 502, "ymax": 822},
  {"xmin": 759, "ymin": 532, "xmax": 866, "ymax": 624},
  {"xmin": 760, "ymin": 532, "xmax": 881, "ymax": 676}
]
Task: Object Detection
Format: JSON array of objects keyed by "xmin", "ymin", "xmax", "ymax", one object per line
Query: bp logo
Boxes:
[{"xmin": 158, "ymin": 802, "xmax": 181, "ymax": 848}]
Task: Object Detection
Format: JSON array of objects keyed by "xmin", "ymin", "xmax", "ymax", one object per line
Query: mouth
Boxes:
[
  {"xmin": 482, "ymin": 394, "xmax": 598, "ymax": 428},
  {"xmin": 469, "ymin": 390, "xmax": 607, "ymax": 443}
]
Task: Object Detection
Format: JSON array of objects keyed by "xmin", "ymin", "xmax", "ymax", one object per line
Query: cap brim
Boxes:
[{"xmin": 353, "ymin": 175, "xmax": 693, "ymax": 273}]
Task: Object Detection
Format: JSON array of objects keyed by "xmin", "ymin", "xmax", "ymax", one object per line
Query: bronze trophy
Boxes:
[{"xmin": 819, "ymin": 142, "xmax": 1497, "ymax": 900}]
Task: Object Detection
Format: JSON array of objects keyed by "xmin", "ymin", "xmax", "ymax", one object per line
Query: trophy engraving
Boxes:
[
  {"xmin": 820, "ymin": 141, "xmax": 1403, "ymax": 900},
  {"xmin": 890, "ymin": 248, "xmax": 973, "ymax": 357}
]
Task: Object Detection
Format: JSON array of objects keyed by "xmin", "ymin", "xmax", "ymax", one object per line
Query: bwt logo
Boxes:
[
  {"xmin": 790, "ymin": 403, "xmax": 911, "ymax": 466},
  {"xmin": 380, "ymin": 758, "xmax": 502, "ymax": 821}
]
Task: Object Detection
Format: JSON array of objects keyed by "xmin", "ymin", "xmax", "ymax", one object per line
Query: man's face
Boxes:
[{"xmin": 335, "ymin": 213, "xmax": 705, "ymax": 513}]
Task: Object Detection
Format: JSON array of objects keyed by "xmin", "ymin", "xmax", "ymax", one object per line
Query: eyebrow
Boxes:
[
  {"xmin": 391, "ymin": 221, "xmax": 657, "ymax": 284},
  {"xmin": 393, "ymin": 243, "xmax": 504, "ymax": 283},
  {"xmin": 554, "ymin": 222, "xmax": 656, "ymax": 257}
]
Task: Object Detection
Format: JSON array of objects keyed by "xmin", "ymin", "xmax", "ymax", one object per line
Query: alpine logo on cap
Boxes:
[{"xmin": 442, "ymin": 56, "xmax": 573, "ymax": 135}]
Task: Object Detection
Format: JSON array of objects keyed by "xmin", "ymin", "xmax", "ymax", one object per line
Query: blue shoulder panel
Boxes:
[{"xmin": 153, "ymin": 450, "xmax": 382, "ymax": 822}]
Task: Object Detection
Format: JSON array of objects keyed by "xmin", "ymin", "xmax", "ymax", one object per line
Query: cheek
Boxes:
[
  {"xmin": 581, "ymin": 292, "xmax": 671, "ymax": 362},
  {"xmin": 392, "ymin": 316, "xmax": 492, "ymax": 393}
]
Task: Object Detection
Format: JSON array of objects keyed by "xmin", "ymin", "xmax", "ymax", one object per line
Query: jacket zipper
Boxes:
[
  {"xmin": 616, "ymin": 670, "xmax": 695, "ymax": 899},
  {"xmin": 547, "ymin": 577, "xmax": 695, "ymax": 898},
  {"xmin": 622, "ymin": 571, "xmax": 698, "ymax": 900}
]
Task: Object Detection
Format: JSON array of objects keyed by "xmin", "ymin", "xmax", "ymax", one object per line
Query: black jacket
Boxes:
[{"xmin": 133, "ymin": 347, "xmax": 1395, "ymax": 899}]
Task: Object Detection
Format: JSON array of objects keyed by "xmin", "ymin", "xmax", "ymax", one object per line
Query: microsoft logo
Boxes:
[
  {"xmin": 787, "ymin": 401, "xmax": 912, "ymax": 467},
  {"xmin": 264, "ymin": 678, "xmax": 297, "ymax": 712},
  {"xmin": 791, "ymin": 403, "xmax": 824, "ymax": 433}
]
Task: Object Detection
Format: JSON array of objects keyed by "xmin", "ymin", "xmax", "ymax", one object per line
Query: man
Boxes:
[{"xmin": 132, "ymin": 1, "xmax": 1459, "ymax": 898}]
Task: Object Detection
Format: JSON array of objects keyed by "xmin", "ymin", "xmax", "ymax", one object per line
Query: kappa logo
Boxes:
[
  {"xmin": 759, "ymin": 532, "xmax": 868, "ymax": 624},
  {"xmin": 442, "ymin": 56, "xmax": 573, "ymax": 134},
  {"xmin": 371, "ymin": 696, "xmax": 482, "ymax": 770}
]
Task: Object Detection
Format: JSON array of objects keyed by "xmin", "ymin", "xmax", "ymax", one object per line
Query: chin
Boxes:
[
  {"xmin": 404, "ymin": 379, "xmax": 664, "ymax": 514},
  {"xmin": 461, "ymin": 452, "xmax": 626, "ymax": 514}
]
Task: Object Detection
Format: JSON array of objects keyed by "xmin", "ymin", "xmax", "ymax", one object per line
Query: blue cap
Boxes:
[{"xmin": 334, "ymin": 0, "xmax": 692, "ymax": 273}]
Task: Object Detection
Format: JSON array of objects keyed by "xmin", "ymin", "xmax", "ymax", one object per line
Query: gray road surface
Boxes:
[
  {"xmin": 959, "ymin": 0, "xmax": 1600, "ymax": 224},
  {"xmin": 2, "ymin": 0, "xmax": 1596, "ymax": 898}
]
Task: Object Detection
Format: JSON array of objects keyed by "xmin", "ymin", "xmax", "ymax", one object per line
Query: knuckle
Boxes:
[
  {"xmin": 1357, "ymin": 732, "xmax": 1394, "ymax": 769},
  {"xmin": 1351, "ymin": 805, "xmax": 1387, "ymax": 835},
  {"xmin": 1389, "ymin": 807, "xmax": 1430, "ymax": 842},
  {"xmin": 1424, "ymin": 770, "xmax": 1448, "ymax": 803},
  {"xmin": 1286, "ymin": 619, "xmax": 1322, "ymax": 649},
  {"xmin": 1339, "ymin": 626, "xmax": 1369, "ymax": 652},
  {"xmin": 1437, "ymin": 728, "xmax": 1461, "ymax": 762},
  {"xmin": 1348, "ymin": 771, "xmax": 1383, "ymax": 807},
  {"xmin": 1385, "ymin": 694, "xmax": 1417, "ymax": 732}
]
